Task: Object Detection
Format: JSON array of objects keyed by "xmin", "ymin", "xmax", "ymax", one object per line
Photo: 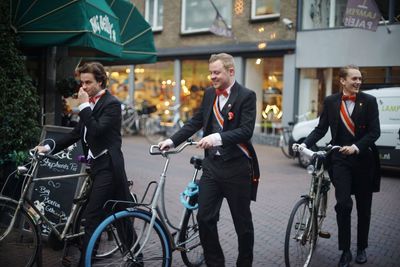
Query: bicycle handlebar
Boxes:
[
  {"xmin": 149, "ymin": 140, "xmax": 199, "ymax": 156},
  {"xmin": 292, "ymin": 143, "xmax": 341, "ymax": 159},
  {"xmin": 29, "ymin": 149, "xmax": 59, "ymax": 161}
]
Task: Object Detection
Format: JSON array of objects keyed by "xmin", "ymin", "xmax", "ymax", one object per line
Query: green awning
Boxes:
[
  {"xmin": 10, "ymin": 0, "xmax": 123, "ymax": 57},
  {"xmin": 105, "ymin": 0, "xmax": 157, "ymax": 64}
]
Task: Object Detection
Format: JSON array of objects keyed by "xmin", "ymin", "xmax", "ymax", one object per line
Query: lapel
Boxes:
[
  {"xmin": 203, "ymin": 89, "xmax": 216, "ymax": 128},
  {"xmin": 351, "ymin": 92, "xmax": 363, "ymax": 123},
  {"xmin": 224, "ymin": 82, "xmax": 238, "ymax": 113},
  {"xmin": 92, "ymin": 90, "xmax": 108, "ymax": 114},
  {"xmin": 332, "ymin": 93, "xmax": 342, "ymax": 135}
]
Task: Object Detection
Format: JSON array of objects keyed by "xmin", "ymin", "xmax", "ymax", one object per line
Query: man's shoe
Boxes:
[
  {"xmin": 355, "ymin": 249, "xmax": 367, "ymax": 264},
  {"xmin": 338, "ymin": 250, "xmax": 352, "ymax": 267}
]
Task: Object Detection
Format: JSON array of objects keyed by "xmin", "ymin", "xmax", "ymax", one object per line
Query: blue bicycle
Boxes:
[{"xmin": 85, "ymin": 141, "xmax": 204, "ymax": 267}]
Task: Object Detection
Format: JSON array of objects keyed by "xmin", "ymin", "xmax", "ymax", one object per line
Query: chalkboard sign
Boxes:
[{"xmin": 30, "ymin": 125, "xmax": 85, "ymax": 235}]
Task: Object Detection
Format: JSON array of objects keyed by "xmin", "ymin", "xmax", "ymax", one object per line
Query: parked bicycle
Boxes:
[
  {"xmin": 0, "ymin": 139, "xmax": 125, "ymax": 267},
  {"xmin": 121, "ymin": 103, "xmax": 157, "ymax": 136},
  {"xmin": 144, "ymin": 104, "xmax": 184, "ymax": 144},
  {"xmin": 85, "ymin": 140, "xmax": 204, "ymax": 267},
  {"xmin": 279, "ymin": 122, "xmax": 294, "ymax": 158},
  {"xmin": 284, "ymin": 144, "xmax": 340, "ymax": 267}
]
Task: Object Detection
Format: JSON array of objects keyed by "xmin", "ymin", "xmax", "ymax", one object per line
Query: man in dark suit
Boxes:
[
  {"xmin": 37, "ymin": 62, "xmax": 133, "ymax": 265},
  {"xmin": 159, "ymin": 53, "xmax": 259, "ymax": 267},
  {"xmin": 303, "ymin": 65, "xmax": 380, "ymax": 267}
]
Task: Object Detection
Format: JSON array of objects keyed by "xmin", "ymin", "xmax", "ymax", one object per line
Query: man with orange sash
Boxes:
[{"xmin": 303, "ymin": 65, "xmax": 380, "ymax": 267}]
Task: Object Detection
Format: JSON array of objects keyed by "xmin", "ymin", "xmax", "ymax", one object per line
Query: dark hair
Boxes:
[
  {"xmin": 338, "ymin": 64, "xmax": 360, "ymax": 79},
  {"xmin": 77, "ymin": 62, "xmax": 108, "ymax": 89}
]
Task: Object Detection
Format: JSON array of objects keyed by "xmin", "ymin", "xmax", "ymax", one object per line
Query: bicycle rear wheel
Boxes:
[
  {"xmin": 284, "ymin": 198, "xmax": 317, "ymax": 267},
  {"xmin": 178, "ymin": 208, "xmax": 204, "ymax": 267},
  {"xmin": 0, "ymin": 198, "xmax": 40, "ymax": 267},
  {"xmin": 86, "ymin": 209, "xmax": 172, "ymax": 267}
]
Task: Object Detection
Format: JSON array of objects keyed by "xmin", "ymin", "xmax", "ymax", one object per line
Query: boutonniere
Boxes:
[{"xmin": 228, "ymin": 112, "xmax": 234, "ymax": 120}]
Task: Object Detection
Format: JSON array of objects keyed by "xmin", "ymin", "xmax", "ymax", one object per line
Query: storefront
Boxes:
[{"xmin": 104, "ymin": 52, "xmax": 293, "ymax": 136}]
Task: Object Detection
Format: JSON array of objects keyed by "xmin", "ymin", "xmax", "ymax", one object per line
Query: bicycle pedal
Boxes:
[{"xmin": 319, "ymin": 231, "xmax": 331, "ymax": 239}]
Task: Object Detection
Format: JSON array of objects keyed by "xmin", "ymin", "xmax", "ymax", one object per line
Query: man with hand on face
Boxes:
[
  {"xmin": 158, "ymin": 53, "xmax": 260, "ymax": 267},
  {"xmin": 36, "ymin": 62, "xmax": 133, "ymax": 266},
  {"xmin": 302, "ymin": 65, "xmax": 380, "ymax": 267}
]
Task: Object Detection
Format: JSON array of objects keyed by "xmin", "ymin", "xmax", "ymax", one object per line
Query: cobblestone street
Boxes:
[{"xmin": 37, "ymin": 136, "xmax": 400, "ymax": 266}]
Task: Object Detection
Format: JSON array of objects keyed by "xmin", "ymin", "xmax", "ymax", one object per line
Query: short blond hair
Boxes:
[{"xmin": 209, "ymin": 53, "xmax": 235, "ymax": 71}]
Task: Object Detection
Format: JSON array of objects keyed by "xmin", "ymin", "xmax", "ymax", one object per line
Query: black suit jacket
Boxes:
[
  {"xmin": 170, "ymin": 82, "xmax": 260, "ymax": 200},
  {"xmin": 304, "ymin": 91, "xmax": 381, "ymax": 192},
  {"xmin": 53, "ymin": 90, "xmax": 131, "ymax": 201}
]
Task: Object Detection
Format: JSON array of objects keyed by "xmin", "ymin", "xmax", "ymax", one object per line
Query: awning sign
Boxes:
[{"xmin": 343, "ymin": 0, "xmax": 381, "ymax": 31}]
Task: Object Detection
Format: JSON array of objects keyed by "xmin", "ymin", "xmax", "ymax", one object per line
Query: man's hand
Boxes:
[
  {"xmin": 196, "ymin": 135, "xmax": 214, "ymax": 149},
  {"xmin": 34, "ymin": 145, "xmax": 50, "ymax": 154},
  {"xmin": 78, "ymin": 87, "xmax": 89, "ymax": 105},
  {"xmin": 158, "ymin": 139, "xmax": 174, "ymax": 151},
  {"xmin": 339, "ymin": 145, "xmax": 357, "ymax": 155}
]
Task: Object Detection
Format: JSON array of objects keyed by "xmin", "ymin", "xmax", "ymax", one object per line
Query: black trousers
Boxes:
[
  {"xmin": 331, "ymin": 150, "xmax": 374, "ymax": 251},
  {"xmin": 197, "ymin": 155, "xmax": 254, "ymax": 267},
  {"xmin": 79, "ymin": 154, "xmax": 115, "ymax": 266}
]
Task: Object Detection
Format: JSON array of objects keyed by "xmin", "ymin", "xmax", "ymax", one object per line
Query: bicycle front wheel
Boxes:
[
  {"xmin": 284, "ymin": 198, "xmax": 317, "ymax": 267},
  {"xmin": 178, "ymin": 208, "xmax": 204, "ymax": 267},
  {"xmin": 0, "ymin": 198, "xmax": 40, "ymax": 267},
  {"xmin": 86, "ymin": 209, "xmax": 172, "ymax": 267}
]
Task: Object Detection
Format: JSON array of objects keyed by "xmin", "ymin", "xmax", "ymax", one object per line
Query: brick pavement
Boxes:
[{"xmin": 16, "ymin": 136, "xmax": 400, "ymax": 266}]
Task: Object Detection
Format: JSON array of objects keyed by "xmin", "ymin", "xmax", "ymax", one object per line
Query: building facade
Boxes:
[
  {"xmin": 109, "ymin": 0, "xmax": 298, "ymax": 139},
  {"xmin": 295, "ymin": 0, "xmax": 400, "ymax": 119}
]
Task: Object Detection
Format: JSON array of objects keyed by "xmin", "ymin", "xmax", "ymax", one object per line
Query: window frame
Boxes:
[
  {"xmin": 250, "ymin": 0, "xmax": 280, "ymax": 21},
  {"xmin": 145, "ymin": 0, "xmax": 163, "ymax": 32},
  {"xmin": 181, "ymin": 0, "xmax": 232, "ymax": 34}
]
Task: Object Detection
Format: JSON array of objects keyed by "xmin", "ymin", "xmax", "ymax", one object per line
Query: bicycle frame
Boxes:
[
  {"xmin": 130, "ymin": 141, "xmax": 200, "ymax": 257},
  {"xmin": 0, "ymin": 154, "xmax": 90, "ymax": 243}
]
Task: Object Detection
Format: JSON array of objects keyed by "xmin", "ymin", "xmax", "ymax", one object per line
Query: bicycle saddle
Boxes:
[{"xmin": 190, "ymin": 156, "xmax": 203, "ymax": 170}]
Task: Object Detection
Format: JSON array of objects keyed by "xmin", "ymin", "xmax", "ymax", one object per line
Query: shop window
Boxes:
[
  {"xmin": 134, "ymin": 61, "xmax": 175, "ymax": 120},
  {"xmin": 145, "ymin": 0, "xmax": 163, "ymax": 31},
  {"xmin": 245, "ymin": 57, "xmax": 283, "ymax": 135},
  {"xmin": 250, "ymin": 0, "xmax": 280, "ymax": 21},
  {"xmin": 181, "ymin": 0, "xmax": 231, "ymax": 34},
  {"xmin": 181, "ymin": 60, "xmax": 210, "ymax": 120},
  {"xmin": 105, "ymin": 66, "xmax": 131, "ymax": 103}
]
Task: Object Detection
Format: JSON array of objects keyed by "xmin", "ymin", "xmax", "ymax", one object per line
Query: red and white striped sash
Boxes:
[
  {"xmin": 339, "ymin": 100, "xmax": 355, "ymax": 136},
  {"xmin": 213, "ymin": 98, "xmax": 251, "ymax": 158}
]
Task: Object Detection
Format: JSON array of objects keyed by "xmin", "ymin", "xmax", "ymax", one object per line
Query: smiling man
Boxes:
[
  {"xmin": 303, "ymin": 65, "xmax": 381, "ymax": 267},
  {"xmin": 158, "ymin": 53, "xmax": 259, "ymax": 267}
]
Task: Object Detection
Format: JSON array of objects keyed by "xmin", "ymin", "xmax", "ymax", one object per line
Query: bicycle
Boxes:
[
  {"xmin": 0, "ymin": 140, "xmax": 123, "ymax": 267},
  {"xmin": 284, "ymin": 144, "xmax": 340, "ymax": 267},
  {"xmin": 280, "ymin": 122, "xmax": 294, "ymax": 158},
  {"xmin": 121, "ymin": 103, "xmax": 157, "ymax": 136},
  {"xmin": 85, "ymin": 140, "xmax": 204, "ymax": 267},
  {"xmin": 144, "ymin": 104, "xmax": 185, "ymax": 144}
]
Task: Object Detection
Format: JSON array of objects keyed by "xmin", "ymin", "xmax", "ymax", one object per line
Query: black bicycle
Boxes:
[
  {"xmin": 284, "ymin": 144, "xmax": 340, "ymax": 267},
  {"xmin": 0, "ymin": 139, "xmax": 124, "ymax": 267}
]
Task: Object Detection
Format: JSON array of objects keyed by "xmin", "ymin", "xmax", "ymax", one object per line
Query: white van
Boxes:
[{"xmin": 290, "ymin": 87, "xmax": 400, "ymax": 168}]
